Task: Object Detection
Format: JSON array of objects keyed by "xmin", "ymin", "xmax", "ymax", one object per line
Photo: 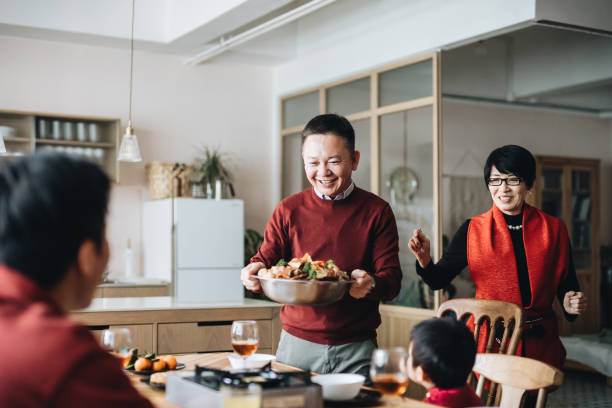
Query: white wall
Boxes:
[
  {"xmin": 0, "ymin": 35, "xmax": 274, "ymax": 278},
  {"xmin": 442, "ymin": 100, "xmax": 612, "ymax": 244}
]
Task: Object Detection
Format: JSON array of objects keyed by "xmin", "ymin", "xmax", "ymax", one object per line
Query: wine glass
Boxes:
[
  {"xmin": 102, "ymin": 328, "xmax": 132, "ymax": 367},
  {"xmin": 370, "ymin": 348, "xmax": 409, "ymax": 399},
  {"xmin": 231, "ymin": 321, "xmax": 259, "ymax": 362}
]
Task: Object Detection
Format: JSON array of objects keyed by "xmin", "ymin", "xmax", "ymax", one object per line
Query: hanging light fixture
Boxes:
[{"xmin": 117, "ymin": 0, "xmax": 142, "ymax": 162}]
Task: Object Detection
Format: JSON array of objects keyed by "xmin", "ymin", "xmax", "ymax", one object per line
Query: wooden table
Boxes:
[{"xmin": 129, "ymin": 353, "xmax": 438, "ymax": 407}]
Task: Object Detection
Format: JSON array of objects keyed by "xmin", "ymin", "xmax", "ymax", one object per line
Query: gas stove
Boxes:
[{"xmin": 166, "ymin": 364, "xmax": 323, "ymax": 408}]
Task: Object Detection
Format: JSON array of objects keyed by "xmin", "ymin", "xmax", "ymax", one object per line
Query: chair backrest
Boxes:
[
  {"xmin": 473, "ymin": 353, "xmax": 563, "ymax": 408},
  {"xmin": 437, "ymin": 298, "xmax": 524, "ymax": 405},
  {"xmin": 437, "ymin": 298, "xmax": 523, "ymax": 355}
]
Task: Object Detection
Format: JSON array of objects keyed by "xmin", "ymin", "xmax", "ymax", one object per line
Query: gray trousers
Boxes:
[{"xmin": 275, "ymin": 330, "xmax": 376, "ymax": 377}]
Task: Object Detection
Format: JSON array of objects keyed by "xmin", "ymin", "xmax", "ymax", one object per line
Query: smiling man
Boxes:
[{"xmin": 241, "ymin": 113, "xmax": 402, "ymax": 376}]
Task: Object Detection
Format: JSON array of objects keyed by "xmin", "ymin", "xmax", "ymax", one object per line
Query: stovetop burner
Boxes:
[{"xmin": 186, "ymin": 363, "xmax": 313, "ymax": 391}]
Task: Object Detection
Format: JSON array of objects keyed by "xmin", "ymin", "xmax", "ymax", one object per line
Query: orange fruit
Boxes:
[
  {"xmin": 152, "ymin": 360, "xmax": 167, "ymax": 371},
  {"xmin": 162, "ymin": 355, "xmax": 177, "ymax": 370},
  {"xmin": 134, "ymin": 357, "xmax": 152, "ymax": 371}
]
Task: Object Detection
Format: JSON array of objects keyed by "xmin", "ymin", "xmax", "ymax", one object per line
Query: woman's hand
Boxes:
[
  {"xmin": 349, "ymin": 269, "xmax": 373, "ymax": 299},
  {"xmin": 240, "ymin": 262, "xmax": 265, "ymax": 292},
  {"xmin": 563, "ymin": 291, "xmax": 587, "ymax": 315},
  {"xmin": 408, "ymin": 229, "xmax": 431, "ymax": 268}
]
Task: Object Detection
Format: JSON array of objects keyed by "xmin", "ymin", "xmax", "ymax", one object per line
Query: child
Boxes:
[{"xmin": 407, "ymin": 317, "xmax": 483, "ymax": 408}]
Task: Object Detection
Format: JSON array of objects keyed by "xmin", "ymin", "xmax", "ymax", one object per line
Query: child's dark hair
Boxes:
[{"xmin": 411, "ymin": 317, "xmax": 476, "ymax": 389}]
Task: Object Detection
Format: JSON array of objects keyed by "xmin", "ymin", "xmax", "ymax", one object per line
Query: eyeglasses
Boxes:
[{"xmin": 488, "ymin": 177, "xmax": 522, "ymax": 186}]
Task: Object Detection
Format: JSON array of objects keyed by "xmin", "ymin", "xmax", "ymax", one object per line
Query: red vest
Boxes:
[{"xmin": 467, "ymin": 204, "xmax": 569, "ymax": 368}]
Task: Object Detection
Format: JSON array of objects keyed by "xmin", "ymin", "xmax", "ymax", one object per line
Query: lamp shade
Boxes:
[{"xmin": 117, "ymin": 125, "xmax": 141, "ymax": 162}]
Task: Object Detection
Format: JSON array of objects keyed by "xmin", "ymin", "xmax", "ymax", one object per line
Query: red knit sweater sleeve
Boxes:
[
  {"xmin": 366, "ymin": 203, "xmax": 402, "ymax": 302},
  {"xmin": 251, "ymin": 202, "xmax": 288, "ymax": 267}
]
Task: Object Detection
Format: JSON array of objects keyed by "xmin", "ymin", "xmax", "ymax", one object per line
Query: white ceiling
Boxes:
[{"xmin": 0, "ymin": 0, "xmax": 314, "ymax": 61}]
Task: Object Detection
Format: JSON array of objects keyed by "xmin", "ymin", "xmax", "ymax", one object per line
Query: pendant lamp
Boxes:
[{"xmin": 117, "ymin": 0, "xmax": 142, "ymax": 162}]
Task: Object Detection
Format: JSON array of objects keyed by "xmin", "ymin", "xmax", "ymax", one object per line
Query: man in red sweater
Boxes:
[
  {"xmin": 0, "ymin": 153, "xmax": 153, "ymax": 407},
  {"xmin": 241, "ymin": 114, "xmax": 402, "ymax": 375}
]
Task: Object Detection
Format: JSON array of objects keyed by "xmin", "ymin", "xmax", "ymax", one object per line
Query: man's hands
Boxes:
[
  {"xmin": 563, "ymin": 291, "xmax": 587, "ymax": 315},
  {"xmin": 408, "ymin": 229, "xmax": 431, "ymax": 268},
  {"xmin": 241, "ymin": 262, "xmax": 264, "ymax": 292},
  {"xmin": 350, "ymin": 269, "xmax": 374, "ymax": 299}
]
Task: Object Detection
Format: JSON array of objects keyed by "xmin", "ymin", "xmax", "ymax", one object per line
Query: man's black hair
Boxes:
[
  {"xmin": 411, "ymin": 317, "xmax": 476, "ymax": 389},
  {"xmin": 0, "ymin": 152, "xmax": 110, "ymax": 289},
  {"xmin": 483, "ymin": 145, "xmax": 536, "ymax": 189},
  {"xmin": 301, "ymin": 113, "xmax": 355, "ymax": 155}
]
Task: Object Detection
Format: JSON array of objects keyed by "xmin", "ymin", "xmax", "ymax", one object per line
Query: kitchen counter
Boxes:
[
  {"xmin": 72, "ymin": 297, "xmax": 282, "ymax": 355},
  {"xmin": 79, "ymin": 297, "xmax": 280, "ymax": 312},
  {"xmin": 95, "ymin": 279, "xmax": 171, "ymax": 298}
]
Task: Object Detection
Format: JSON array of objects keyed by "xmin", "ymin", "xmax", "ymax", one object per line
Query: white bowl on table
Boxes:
[
  {"xmin": 311, "ymin": 373, "xmax": 365, "ymax": 401},
  {"xmin": 228, "ymin": 353, "xmax": 276, "ymax": 369}
]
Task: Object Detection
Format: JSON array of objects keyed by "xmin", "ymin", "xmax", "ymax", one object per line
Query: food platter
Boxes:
[{"xmin": 254, "ymin": 276, "xmax": 354, "ymax": 306}]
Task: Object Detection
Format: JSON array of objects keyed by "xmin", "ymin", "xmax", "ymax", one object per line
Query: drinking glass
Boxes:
[
  {"xmin": 231, "ymin": 320, "xmax": 259, "ymax": 361},
  {"xmin": 102, "ymin": 327, "xmax": 132, "ymax": 367},
  {"xmin": 370, "ymin": 348, "xmax": 409, "ymax": 397}
]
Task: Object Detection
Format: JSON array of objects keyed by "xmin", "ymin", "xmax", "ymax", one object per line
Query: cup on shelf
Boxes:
[
  {"xmin": 88, "ymin": 123, "xmax": 99, "ymax": 143},
  {"xmin": 63, "ymin": 122, "xmax": 74, "ymax": 141},
  {"xmin": 76, "ymin": 122, "xmax": 87, "ymax": 142},
  {"xmin": 52, "ymin": 120, "xmax": 62, "ymax": 140},
  {"xmin": 38, "ymin": 119, "xmax": 49, "ymax": 139},
  {"xmin": 94, "ymin": 148, "xmax": 104, "ymax": 165}
]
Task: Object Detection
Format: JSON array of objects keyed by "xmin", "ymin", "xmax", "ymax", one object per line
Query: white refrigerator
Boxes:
[{"xmin": 143, "ymin": 198, "xmax": 244, "ymax": 302}]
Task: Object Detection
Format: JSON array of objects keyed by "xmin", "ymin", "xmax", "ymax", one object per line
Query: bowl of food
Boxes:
[
  {"xmin": 254, "ymin": 254, "xmax": 354, "ymax": 306},
  {"xmin": 311, "ymin": 373, "xmax": 365, "ymax": 401}
]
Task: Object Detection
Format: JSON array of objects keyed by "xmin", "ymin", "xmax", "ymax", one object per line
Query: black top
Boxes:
[{"xmin": 416, "ymin": 211, "xmax": 579, "ymax": 321}]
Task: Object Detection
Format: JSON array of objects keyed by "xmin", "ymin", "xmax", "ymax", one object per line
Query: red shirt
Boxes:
[
  {"xmin": 0, "ymin": 266, "xmax": 153, "ymax": 408},
  {"xmin": 252, "ymin": 187, "xmax": 402, "ymax": 344},
  {"xmin": 424, "ymin": 384, "xmax": 483, "ymax": 408}
]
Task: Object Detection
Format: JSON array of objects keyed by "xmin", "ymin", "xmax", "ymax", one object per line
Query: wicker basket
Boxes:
[{"xmin": 145, "ymin": 161, "xmax": 194, "ymax": 200}]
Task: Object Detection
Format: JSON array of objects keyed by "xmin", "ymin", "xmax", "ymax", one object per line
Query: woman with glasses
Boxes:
[{"xmin": 408, "ymin": 144, "xmax": 586, "ymax": 371}]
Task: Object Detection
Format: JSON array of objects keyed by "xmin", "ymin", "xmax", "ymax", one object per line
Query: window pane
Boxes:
[
  {"xmin": 351, "ymin": 118, "xmax": 370, "ymax": 191},
  {"xmin": 326, "ymin": 77, "xmax": 370, "ymax": 115},
  {"xmin": 379, "ymin": 59, "xmax": 432, "ymax": 107},
  {"xmin": 572, "ymin": 170, "xmax": 591, "ymax": 269},
  {"xmin": 282, "ymin": 91, "xmax": 319, "ymax": 129},
  {"xmin": 282, "ymin": 133, "xmax": 308, "ymax": 198},
  {"xmin": 380, "ymin": 106, "xmax": 434, "ymax": 309}
]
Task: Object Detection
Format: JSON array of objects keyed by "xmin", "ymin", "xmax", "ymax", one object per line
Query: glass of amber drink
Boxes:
[
  {"xmin": 370, "ymin": 348, "xmax": 409, "ymax": 399},
  {"xmin": 231, "ymin": 321, "xmax": 259, "ymax": 362}
]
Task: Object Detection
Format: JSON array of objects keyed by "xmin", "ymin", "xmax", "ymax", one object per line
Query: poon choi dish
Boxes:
[{"xmin": 258, "ymin": 253, "xmax": 350, "ymax": 281}]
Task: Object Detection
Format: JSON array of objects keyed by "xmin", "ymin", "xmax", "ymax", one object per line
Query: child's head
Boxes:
[{"xmin": 407, "ymin": 317, "xmax": 476, "ymax": 389}]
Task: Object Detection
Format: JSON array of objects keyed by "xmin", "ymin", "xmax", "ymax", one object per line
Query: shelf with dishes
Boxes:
[{"xmin": 0, "ymin": 110, "xmax": 120, "ymax": 182}]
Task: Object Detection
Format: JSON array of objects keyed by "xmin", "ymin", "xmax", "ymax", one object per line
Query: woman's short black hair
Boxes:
[
  {"xmin": 0, "ymin": 152, "xmax": 110, "ymax": 289},
  {"xmin": 301, "ymin": 113, "xmax": 355, "ymax": 155},
  {"xmin": 411, "ymin": 317, "xmax": 476, "ymax": 389},
  {"xmin": 483, "ymin": 145, "xmax": 536, "ymax": 189}
]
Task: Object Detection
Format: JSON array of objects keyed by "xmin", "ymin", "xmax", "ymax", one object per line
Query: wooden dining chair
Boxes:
[
  {"xmin": 473, "ymin": 353, "xmax": 563, "ymax": 408},
  {"xmin": 437, "ymin": 298, "xmax": 524, "ymax": 405}
]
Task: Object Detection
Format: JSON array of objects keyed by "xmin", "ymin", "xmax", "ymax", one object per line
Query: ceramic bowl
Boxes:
[
  {"xmin": 311, "ymin": 373, "xmax": 365, "ymax": 401},
  {"xmin": 227, "ymin": 353, "xmax": 276, "ymax": 369}
]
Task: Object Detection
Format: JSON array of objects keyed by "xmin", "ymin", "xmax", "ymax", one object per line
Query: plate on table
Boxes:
[
  {"xmin": 324, "ymin": 389, "xmax": 383, "ymax": 407},
  {"xmin": 140, "ymin": 375, "xmax": 165, "ymax": 391},
  {"xmin": 125, "ymin": 363, "xmax": 185, "ymax": 376}
]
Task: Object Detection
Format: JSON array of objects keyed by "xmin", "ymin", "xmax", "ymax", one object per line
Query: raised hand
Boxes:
[
  {"xmin": 563, "ymin": 291, "xmax": 587, "ymax": 315},
  {"xmin": 408, "ymin": 229, "xmax": 431, "ymax": 268}
]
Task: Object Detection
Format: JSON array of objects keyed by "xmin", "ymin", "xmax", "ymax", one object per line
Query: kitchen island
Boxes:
[{"xmin": 72, "ymin": 297, "xmax": 282, "ymax": 354}]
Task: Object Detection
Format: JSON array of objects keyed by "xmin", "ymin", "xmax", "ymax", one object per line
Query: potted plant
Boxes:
[{"xmin": 189, "ymin": 147, "xmax": 234, "ymax": 199}]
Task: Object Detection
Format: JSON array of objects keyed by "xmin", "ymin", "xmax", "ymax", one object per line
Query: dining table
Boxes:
[{"xmin": 127, "ymin": 352, "xmax": 439, "ymax": 407}]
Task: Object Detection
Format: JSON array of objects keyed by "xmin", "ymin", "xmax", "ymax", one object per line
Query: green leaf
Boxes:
[
  {"xmin": 308, "ymin": 269, "xmax": 317, "ymax": 279},
  {"xmin": 276, "ymin": 259, "xmax": 287, "ymax": 267},
  {"xmin": 325, "ymin": 260, "xmax": 336, "ymax": 268},
  {"xmin": 302, "ymin": 261, "xmax": 311, "ymax": 274}
]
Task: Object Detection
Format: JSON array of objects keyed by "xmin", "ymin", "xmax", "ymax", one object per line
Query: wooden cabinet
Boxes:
[
  {"xmin": 94, "ymin": 285, "xmax": 171, "ymax": 298},
  {"xmin": 0, "ymin": 110, "xmax": 120, "ymax": 182},
  {"xmin": 532, "ymin": 155, "xmax": 600, "ymax": 334},
  {"xmin": 72, "ymin": 300, "xmax": 282, "ymax": 355},
  {"xmin": 90, "ymin": 324, "xmax": 154, "ymax": 353}
]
